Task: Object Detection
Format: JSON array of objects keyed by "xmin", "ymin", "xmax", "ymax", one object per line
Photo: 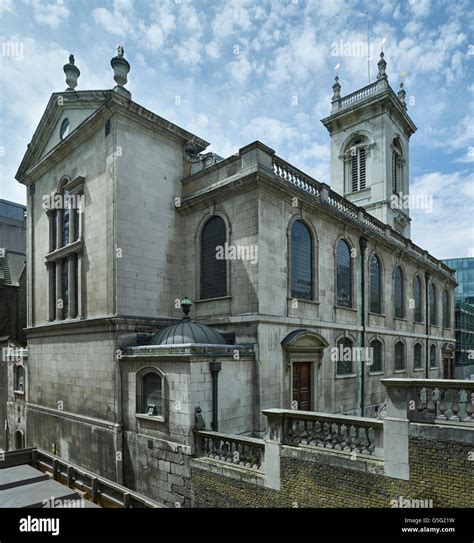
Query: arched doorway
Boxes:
[
  {"xmin": 15, "ymin": 429, "xmax": 24, "ymax": 450},
  {"xmin": 281, "ymin": 329, "xmax": 329, "ymax": 411}
]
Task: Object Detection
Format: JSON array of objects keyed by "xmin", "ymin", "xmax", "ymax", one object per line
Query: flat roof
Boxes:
[{"xmin": 0, "ymin": 464, "xmax": 100, "ymax": 508}]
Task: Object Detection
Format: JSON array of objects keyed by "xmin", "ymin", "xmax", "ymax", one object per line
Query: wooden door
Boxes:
[
  {"xmin": 292, "ymin": 362, "xmax": 311, "ymax": 411},
  {"xmin": 443, "ymin": 357, "xmax": 455, "ymax": 379}
]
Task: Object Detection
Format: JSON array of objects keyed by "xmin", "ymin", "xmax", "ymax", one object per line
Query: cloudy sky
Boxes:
[{"xmin": 0, "ymin": 0, "xmax": 472, "ymax": 259}]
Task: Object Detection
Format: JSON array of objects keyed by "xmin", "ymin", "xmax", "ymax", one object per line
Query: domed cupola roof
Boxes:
[{"xmin": 150, "ymin": 298, "xmax": 226, "ymax": 346}]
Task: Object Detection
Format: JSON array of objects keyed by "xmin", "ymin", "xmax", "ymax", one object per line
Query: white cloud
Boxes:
[
  {"xmin": 212, "ymin": 1, "xmax": 253, "ymax": 40},
  {"xmin": 92, "ymin": 1, "xmax": 134, "ymax": 36},
  {"xmin": 0, "ymin": 0, "xmax": 15, "ymax": 16},
  {"xmin": 409, "ymin": 0, "xmax": 431, "ymax": 18},
  {"xmin": 29, "ymin": 0, "xmax": 70, "ymax": 29},
  {"xmin": 174, "ymin": 37, "xmax": 202, "ymax": 66},
  {"xmin": 411, "ymin": 171, "xmax": 474, "ymax": 258},
  {"xmin": 205, "ymin": 41, "xmax": 220, "ymax": 60},
  {"xmin": 227, "ymin": 54, "xmax": 253, "ymax": 84}
]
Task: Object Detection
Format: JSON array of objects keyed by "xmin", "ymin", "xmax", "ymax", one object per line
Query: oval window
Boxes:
[{"xmin": 60, "ymin": 118, "xmax": 70, "ymax": 140}]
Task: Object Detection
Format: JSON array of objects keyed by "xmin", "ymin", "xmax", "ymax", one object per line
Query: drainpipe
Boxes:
[
  {"xmin": 359, "ymin": 236, "xmax": 368, "ymax": 417},
  {"xmin": 209, "ymin": 362, "xmax": 222, "ymax": 431},
  {"xmin": 425, "ymin": 272, "xmax": 431, "ymax": 379}
]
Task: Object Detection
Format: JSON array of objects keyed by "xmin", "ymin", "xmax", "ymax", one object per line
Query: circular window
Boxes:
[{"xmin": 60, "ymin": 118, "xmax": 70, "ymax": 140}]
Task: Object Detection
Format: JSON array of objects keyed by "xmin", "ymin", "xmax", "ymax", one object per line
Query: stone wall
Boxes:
[{"xmin": 191, "ymin": 428, "xmax": 473, "ymax": 508}]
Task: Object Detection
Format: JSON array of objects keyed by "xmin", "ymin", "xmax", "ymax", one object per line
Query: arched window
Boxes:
[
  {"xmin": 369, "ymin": 254, "xmax": 382, "ymax": 314},
  {"xmin": 336, "ymin": 240, "xmax": 352, "ymax": 308},
  {"xmin": 429, "ymin": 345, "xmax": 437, "ymax": 368},
  {"xmin": 442, "ymin": 289, "xmax": 450, "ymax": 328},
  {"xmin": 414, "ymin": 343, "xmax": 423, "ymax": 370},
  {"xmin": 370, "ymin": 339, "xmax": 383, "ymax": 373},
  {"xmin": 394, "ymin": 341, "xmax": 405, "ymax": 371},
  {"xmin": 290, "ymin": 220, "xmax": 313, "ymax": 300},
  {"xmin": 336, "ymin": 337, "xmax": 353, "ymax": 375},
  {"xmin": 142, "ymin": 372, "xmax": 163, "ymax": 416},
  {"xmin": 348, "ymin": 137, "xmax": 367, "ymax": 192},
  {"xmin": 201, "ymin": 216, "xmax": 227, "ymax": 299},
  {"xmin": 414, "ymin": 275, "xmax": 422, "ymax": 323},
  {"xmin": 15, "ymin": 365, "xmax": 25, "ymax": 392},
  {"xmin": 62, "ymin": 187, "xmax": 70, "ymax": 246},
  {"xmin": 394, "ymin": 266, "xmax": 404, "ymax": 318},
  {"xmin": 392, "ymin": 138, "xmax": 403, "ymax": 194},
  {"xmin": 429, "ymin": 282, "xmax": 437, "ymax": 325}
]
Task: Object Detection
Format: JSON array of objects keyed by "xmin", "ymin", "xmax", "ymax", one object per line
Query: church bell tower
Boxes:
[{"xmin": 321, "ymin": 52, "xmax": 417, "ymax": 238}]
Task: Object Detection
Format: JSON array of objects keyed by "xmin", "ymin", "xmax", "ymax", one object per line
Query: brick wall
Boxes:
[{"xmin": 191, "ymin": 431, "xmax": 473, "ymax": 508}]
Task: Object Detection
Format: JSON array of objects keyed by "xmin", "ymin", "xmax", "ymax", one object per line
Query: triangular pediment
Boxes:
[{"xmin": 16, "ymin": 90, "xmax": 111, "ymax": 183}]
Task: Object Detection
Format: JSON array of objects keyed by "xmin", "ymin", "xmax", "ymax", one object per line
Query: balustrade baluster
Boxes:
[
  {"xmin": 334, "ymin": 423, "xmax": 343, "ymax": 450},
  {"xmin": 464, "ymin": 390, "xmax": 473, "ymax": 422},
  {"xmin": 438, "ymin": 388, "xmax": 448, "ymax": 420},
  {"xmin": 344, "ymin": 424, "xmax": 353, "ymax": 451},
  {"xmin": 450, "ymin": 390, "xmax": 461, "ymax": 422},
  {"xmin": 361, "ymin": 428, "xmax": 371, "ymax": 454},
  {"xmin": 426, "ymin": 387, "xmax": 435, "ymax": 415}
]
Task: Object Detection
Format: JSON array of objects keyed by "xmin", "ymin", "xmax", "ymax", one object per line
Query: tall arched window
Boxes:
[
  {"xmin": 15, "ymin": 365, "xmax": 25, "ymax": 392},
  {"xmin": 395, "ymin": 341, "xmax": 405, "ymax": 371},
  {"xmin": 414, "ymin": 275, "xmax": 422, "ymax": 322},
  {"xmin": 142, "ymin": 372, "xmax": 163, "ymax": 416},
  {"xmin": 442, "ymin": 289, "xmax": 450, "ymax": 328},
  {"xmin": 336, "ymin": 240, "xmax": 352, "ymax": 308},
  {"xmin": 351, "ymin": 138, "xmax": 367, "ymax": 192},
  {"xmin": 429, "ymin": 344, "xmax": 437, "ymax": 368},
  {"xmin": 414, "ymin": 343, "xmax": 423, "ymax": 370},
  {"xmin": 201, "ymin": 216, "xmax": 227, "ymax": 300},
  {"xmin": 394, "ymin": 265, "xmax": 404, "ymax": 318},
  {"xmin": 429, "ymin": 282, "xmax": 437, "ymax": 325},
  {"xmin": 392, "ymin": 138, "xmax": 403, "ymax": 194},
  {"xmin": 336, "ymin": 337, "xmax": 353, "ymax": 375},
  {"xmin": 290, "ymin": 220, "xmax": 312, "ymax": 300},
  {"xmin": 369, "ymin": 254, "xmax": 382, "ymax": 314},
  {"xmin": 370, "ymin": 339, "xmax": 383, "ymax": 373}
]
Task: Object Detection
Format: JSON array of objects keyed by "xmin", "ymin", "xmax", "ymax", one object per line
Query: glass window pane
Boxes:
[
  {"xmin": 337, "ymin": 338, "xmax": 353, "ymax": 375},
  {"xmin": 291, "ymin": 221, "xmax": 312, "ymax": 300},
  {"xmin": 394, "ymin": 266, "xmax": 404, "ymax": 318},
  {"xmin": 336, "ymin": 240, "xmax": 352, "ymax": 307},
  {"xmin": 201, "ymin": 216, "xmax": 227, "ymax": 299},
  {"xmin": 395, "ymin": 342, "xmax": 405, "ymax": 370},
  {"xmin": 369, "ymin": 254, "xmax": 382, "ymax": 314},
  {"xmin": 370, "ymin": 340, "xmax": 382, "ymax": 372},
  {"xmin": 143, "ymin": 373, "xmax": 162, "ymax": 416}
]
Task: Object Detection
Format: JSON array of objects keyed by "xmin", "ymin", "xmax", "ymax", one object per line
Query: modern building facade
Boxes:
[
  {"xmin": 0, "ymin": 200, "xmax": 27, "ymax": 451},
  {"xmin": 442, "ymin": 258, "xmax": 474, "ymax": 378},
  {"xmin": 13, "ymin": 49, "xmax": 456, "ymax": 506}
]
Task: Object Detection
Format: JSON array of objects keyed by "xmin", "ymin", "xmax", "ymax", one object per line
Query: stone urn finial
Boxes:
[
  {"xmin": 377, "ymin": 51, "xmax": 387, "ymax": 81},
  {"xmin": 332, "ymin": 75, "xmax": 341, "ymax": 102},
  {"xmin": 111, "ymin": 44, "xmax": 131, "ymax": 99},
  {"xmin": 398, "ymin": 81, "xmax": 407, "ymax": 108},
  {"xmin": 63, "ymin": 54, "xmax": 80, "ymax": 91}
]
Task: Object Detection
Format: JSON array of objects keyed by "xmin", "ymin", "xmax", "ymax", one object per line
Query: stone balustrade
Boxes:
[
  {"xmin": 383, "ymin": 378, "xmax": 474, "ymax": 424},
  {"xmin": 282, "ymin": 410, "xmax": 383, "ymax": 456},
  {"xmin": 271, "ymin": 155, "xmax": 452, "ymax": 279},
  {"xmin": 340, "ymin": 81, "xmax": 378, "ymax": 107},
  {"xmin": 272, "ymin": 156, "xmax": 321, "ymax": 199},
  {"xmin": 194, "ymin": 430, "xmax": 264, "ymax": 472}
]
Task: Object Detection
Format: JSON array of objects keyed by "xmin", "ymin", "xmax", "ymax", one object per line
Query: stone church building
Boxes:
[{"xmin": 13, "ymin": 48, "xmax": 456, "ymax": 506}]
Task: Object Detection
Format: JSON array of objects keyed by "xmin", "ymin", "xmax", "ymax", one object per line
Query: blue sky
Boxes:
[{"xmin": 0, "ymin": 0, "xmax": 472, "ymax": 259}]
